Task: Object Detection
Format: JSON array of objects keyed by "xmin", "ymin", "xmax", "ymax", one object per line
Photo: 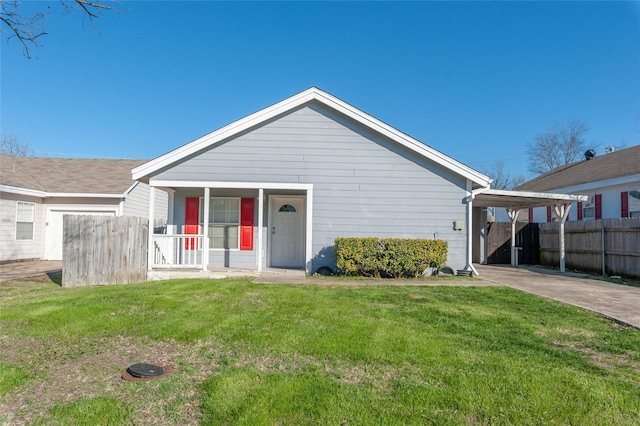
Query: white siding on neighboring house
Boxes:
[
  {"xmin": 507, "ymin": 181, "xmax": 640, "ymax": 223},
  {"xmin": 0, "ymin": 193, "xmax": 45, "ymax": 262},
  {"xmin": 504, "ymin": 146, "xmax": 640, "ymax": 224},
  {"xmin": 42, "ymin": 199, "xmax": 121, "ymax": 261},
  {"xmin": 1, "ymin": 154, "xmax": 162, "ymax": 263}
]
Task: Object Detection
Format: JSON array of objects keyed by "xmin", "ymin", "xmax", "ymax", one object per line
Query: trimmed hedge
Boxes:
[{"xmin": 334, "ymin": 237, "xmax": 448, "ymax": 278}]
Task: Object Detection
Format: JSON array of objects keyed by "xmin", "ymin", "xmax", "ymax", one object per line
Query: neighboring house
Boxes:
[
  {"xmin": 514, "ymin": 145, "xmax": 640, "ymax": 223},
  {"xmin": 133, "ymin": 87, "xmax": 580, "ymax": 275},
  {"xmin": 0, "ymin": 154, "xmax": 168, "ymax": 262}
]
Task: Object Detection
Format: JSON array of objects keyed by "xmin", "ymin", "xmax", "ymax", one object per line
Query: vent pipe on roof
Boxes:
[{"xmin": 584, "ymin": 149, "xmax": 595, "ymax": 160}]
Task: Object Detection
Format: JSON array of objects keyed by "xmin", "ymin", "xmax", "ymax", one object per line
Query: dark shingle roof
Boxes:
[
  {"xmin": 516, "ymin": 145, "xmax": 640, "ymax": 192},
  {"xmin": 0, "ymin": 154, "xmax": 146, "ymax": 194}
]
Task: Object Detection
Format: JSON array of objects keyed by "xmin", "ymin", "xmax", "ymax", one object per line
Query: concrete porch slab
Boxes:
[{"xmin": 147, "ymin": 267, "xmax": 261, "ymax": 281}]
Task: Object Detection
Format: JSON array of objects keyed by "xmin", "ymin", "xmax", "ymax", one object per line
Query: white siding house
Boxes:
[
  {"xmin": 0, "ymin": 155, "xmax": 168, "ymax": 262},
  {"xmin": 514, "ymin": 145, "xmax": 640, "ymax": 223},
  {"xmin": 133, "ymin": 87, "xmax": 494, "ymax": 275}
]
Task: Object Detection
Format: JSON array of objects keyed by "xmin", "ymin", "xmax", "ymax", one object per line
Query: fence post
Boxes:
[{"xmin": 601, "ymin": 223, "xmax": 606, "ymax": 276}]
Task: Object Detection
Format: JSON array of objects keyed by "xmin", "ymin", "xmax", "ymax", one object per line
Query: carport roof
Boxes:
[{"xmin": 473, "ymin": 189, "xmax": 588, "ymax": 209}]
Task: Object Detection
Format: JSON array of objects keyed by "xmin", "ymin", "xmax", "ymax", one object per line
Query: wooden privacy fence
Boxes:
[
  {"xmin": 539, "ymin": 218, "xmax": 640, "ymax": 279},
  {"xmin": 486, "ymin": 222, "xmax": 539, "ymax": 265},
  {"xmin": 63, "ymin": 215, "xmax": 148, "ymax": 286}
]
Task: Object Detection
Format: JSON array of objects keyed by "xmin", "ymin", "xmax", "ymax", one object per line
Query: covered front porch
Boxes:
[{"xmin": 146, "ymin": 181, "xmax": 314, "ymax": 278}]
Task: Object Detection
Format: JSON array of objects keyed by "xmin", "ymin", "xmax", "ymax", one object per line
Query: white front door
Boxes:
[
  {"xmin": 270, "ymin": 197, "xmax": 304, "ymax": 268},
  {"xmin": 45, "ymin": 210, "xmax": 115, "ymax": 260}
]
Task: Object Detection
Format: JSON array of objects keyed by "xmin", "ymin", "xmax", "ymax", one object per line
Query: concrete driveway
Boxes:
[
  {"xmin": 475, "ymin": 264, "xmax": 640, "ymax": 329},
  {"xmin": 0, "ymin": 261, "xmax": 62, "ymax": 282}
]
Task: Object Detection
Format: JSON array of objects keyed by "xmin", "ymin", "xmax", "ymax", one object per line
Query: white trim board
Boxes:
[
  {"xmin": 0, "ymin": 184, "xmax": 125, "ymax": 199},
  {"xmin": 149, "ymin": 180, "xmax": 313, "ymax": 191}
]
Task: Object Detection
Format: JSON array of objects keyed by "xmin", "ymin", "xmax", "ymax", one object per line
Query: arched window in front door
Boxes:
[{"xmin": 278, "ymin": 204, "xmax": 297, "ymax": 213}]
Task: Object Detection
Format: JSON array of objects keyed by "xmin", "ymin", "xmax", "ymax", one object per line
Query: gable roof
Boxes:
[
  {"xmin": 132, "ymin": 87, "xmax": 492, "ymax": 189},
  {"xmin": 0, "ymin": 154, "xmax": 146, "ymax": 196},
  {"xmin": 516, "ymin": 145, "xmax": 640, "ymax": 192}
]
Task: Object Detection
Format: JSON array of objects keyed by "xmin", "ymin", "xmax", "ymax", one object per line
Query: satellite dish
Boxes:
[{"xmin": 584, "ymin": 149, "xmax": 595, "ymax": 160}]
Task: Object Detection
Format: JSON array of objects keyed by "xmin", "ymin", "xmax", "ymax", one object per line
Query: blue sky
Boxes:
[{"xmin": 2, "ymin": 1, "xmax": 639, "ymax": 180}]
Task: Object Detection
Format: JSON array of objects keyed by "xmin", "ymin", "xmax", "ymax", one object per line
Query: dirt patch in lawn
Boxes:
[
  {"xmin": 542, "ymin": 329, "xmax": 640, "ymax": 374},
  {"xmin": 0, "ymin": 335, "xmax": 204, "ymax": 425}
]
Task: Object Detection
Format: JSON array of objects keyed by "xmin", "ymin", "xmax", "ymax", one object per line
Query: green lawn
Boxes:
[{"xmin": 1, "ymin": 277, "xmax": 639, "ymax": 425}]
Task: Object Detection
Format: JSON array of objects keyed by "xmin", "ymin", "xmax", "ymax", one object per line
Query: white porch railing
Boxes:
[{"xmin": 152, "ymin": 234, "xmax": 205, "ymax": 268}]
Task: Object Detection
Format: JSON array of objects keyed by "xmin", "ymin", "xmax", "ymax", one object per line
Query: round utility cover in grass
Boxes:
[{"xmin": 126, "ymin": 363, "xmax": 166, "ymax": 378}]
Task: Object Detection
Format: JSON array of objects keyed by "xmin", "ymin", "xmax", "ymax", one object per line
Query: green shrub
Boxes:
[
  {"xmin": 334, "ymin": 237, "xmax": 384, "ymax": 276},
  {"xmin": 335, "ymin": 237, "xmax": 448, "ymax": 278}
]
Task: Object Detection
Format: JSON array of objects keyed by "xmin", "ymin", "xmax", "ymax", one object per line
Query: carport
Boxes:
[{"xmin": 466, "ymin": 189, "xmax": 588, "ymax": 275}]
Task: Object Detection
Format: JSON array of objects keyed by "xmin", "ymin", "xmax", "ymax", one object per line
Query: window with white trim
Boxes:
[
  {"xmin": 629, "ymin": 188, "xmax": 640, "ymax": 218},
  {"xmin": 583, "ymin": 195, "xmax": 595, "ymax": 220},
  {"xmin": 16, "ymin": 201, "xmax": 35, "ymax": 240},
  {"xmin": 200, "ymin": 197, "xmax": 240, "ymax": 249}
]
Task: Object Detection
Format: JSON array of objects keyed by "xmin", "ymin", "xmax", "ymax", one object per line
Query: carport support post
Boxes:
[
  {"xmin": 465, "ymin": 185, "xmax": 479, "ymax": 276},
  {"xmin": 553, "ymin": 203, "xmax": 571, "ymax": 273},
  {"xmin": 506, "ymin": 208, "xmax": 520, "ymax": 266}
]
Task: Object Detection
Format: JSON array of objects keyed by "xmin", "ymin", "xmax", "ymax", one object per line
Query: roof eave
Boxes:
[
  {"xmin": 0, "ymin": 184, "xmax": 125, "ymax": 199},
  {"xmin": 474, "ymin": 188, "xmax": 588, "ymax": 209}
]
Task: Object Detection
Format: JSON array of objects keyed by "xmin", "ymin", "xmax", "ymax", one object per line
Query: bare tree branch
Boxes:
[
  {"xmin": 481, "ymin": 160, "xmax": 526, "ymax": 190},
  {"xmin": 1, "ymin": 132, "xmax": 35, "ymax": 156},
  {"xmin": 61, "ymin": 0, "xmax": 115, "ymax": 36},
  {"xmin": 1, "ymin": 0, "xmax": 119, "ymax": 58},
  {"xmin": 1, "ymin": 1, "xmax": 49, "ymax": 59},
  {"xmin": 526, "ymin": 119, "xmax": 589, "ymax": 175}
]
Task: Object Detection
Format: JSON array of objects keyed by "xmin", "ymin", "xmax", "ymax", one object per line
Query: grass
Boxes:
[
  {"xmin": 584, "ymin": 274, "xmax": 640, "ymax": 289},
  {"xmin": 1, "ymin": 276, "xmax": 639, "ymax": 425}
]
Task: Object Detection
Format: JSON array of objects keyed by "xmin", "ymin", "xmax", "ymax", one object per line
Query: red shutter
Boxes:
[
  {"xmin": 240, "ymin": 198, "xmax": 254, "ymax": 251},
  {"xmin": 595, "ymin": 194, "xmax": 602, "ymax": 219},
  {"xmin": 621, "ymin": 191, "xmax": 629, "ymax": 218},
  {"xmin": 528, "ymin": 208, "xmax": 533, "ymax": 223},
  {"xmin": 546, "ymin": 206, "xmax": 552, "ymax": 222},
  {"xmin": 185, "ymin": 197, "xmax": 199, "ymax": 250},
  {"xmin": 577, "ymin": 201, "xmax": 583, "ymax": 221}
]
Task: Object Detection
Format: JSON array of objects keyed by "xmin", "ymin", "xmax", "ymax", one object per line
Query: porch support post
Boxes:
[
  {"xmin": 305, "ymin": 188, "xmax": 314, "ymax": 275},
  {"xmin": 257, "ymin": 188, "xmax": 264, "ymax": 272},
  {"xmin": 506, "ymin": 208, "xmax": 520, "ymax": 266},
  {"xmin": 147, "ymin": 185, "xmax": 155, "ymax": 271},
  {"xmin": 167, "ymin": 191, "xmax": 174, "ymax": 234},
  {"xmin": 202, "ymin": 187, "xmax": 210, "ymax": 271},
  {"xmin": 553, "ymin": 203, "xmax": 571, "ymax": 273}
]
